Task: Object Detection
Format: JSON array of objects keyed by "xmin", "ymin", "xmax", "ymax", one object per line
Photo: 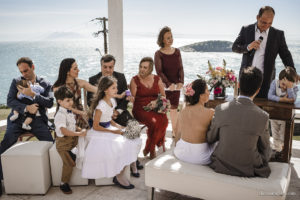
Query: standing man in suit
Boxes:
[
  {"xmin": 207, "ymin": 67, "xmax": 271, "ymax": 177},
  {"xmin": 87, "ymin": 54, "xmax": 133, "ymax": 126},
  {"xmin": 232, "ymin": 6, "xmax": 297, "ymax": 98},
  {"xmin": 0, "ymin": 57, "xmax": 54, "ymax": 182}
]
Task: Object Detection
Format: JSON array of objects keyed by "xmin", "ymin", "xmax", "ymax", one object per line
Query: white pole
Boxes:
[{"xmin": 108, "ymin": 0, "xmax": 124, "ymax": 73}]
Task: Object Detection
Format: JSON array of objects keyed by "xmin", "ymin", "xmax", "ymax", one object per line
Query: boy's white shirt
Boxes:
[{"xmin": 54, "ymin": 106, "xmax": 76, "ymax": 137}]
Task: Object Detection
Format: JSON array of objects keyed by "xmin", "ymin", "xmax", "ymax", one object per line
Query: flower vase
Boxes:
[{"xmin": 213, "ymin": 85, "xmax": 226, "ymax": 100}]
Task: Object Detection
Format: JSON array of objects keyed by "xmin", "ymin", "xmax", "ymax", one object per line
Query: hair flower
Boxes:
[{"xmin": 183, "ymin": 83, "xmax": 195, "ymax": 96}]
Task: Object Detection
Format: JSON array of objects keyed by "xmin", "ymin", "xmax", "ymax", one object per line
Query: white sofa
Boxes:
[
  {"xmin": 49, "ymin": 142, "xmax": 130, "ymax": 186},
  {"xmin": 145, "ymin": 150, "xmax": 291, "ymax": 200},
  {"xmin": 49, "ymin": 142, "xmax": 88, "ymax": 186},
  {"xmin": 1, "ymin": 141, "xmax": 53, "ymax": 194}
]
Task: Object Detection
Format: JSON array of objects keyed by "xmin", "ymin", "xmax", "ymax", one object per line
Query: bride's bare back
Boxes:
[{"xmin": 175, "ymin": 104, "xmax": 214, "ymax": 144}]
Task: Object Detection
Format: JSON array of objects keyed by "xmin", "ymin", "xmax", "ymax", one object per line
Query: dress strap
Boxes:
[
  {"xmin": 74, "ymin": 79, "xmax": 81, "ymax": 97},
  {"xmin": 133, "ymin": 75, "xmax": 141, "ymax": 85},
  {"xmin": 153, "ymin": 75, "xmax": 160, "ymax": 86}
]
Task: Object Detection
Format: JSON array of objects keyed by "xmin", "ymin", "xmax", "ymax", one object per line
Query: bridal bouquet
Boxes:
[
  {"xmin": 143, "ymin": 94, "xmax": 170, "ymax": 114},
  {"xmin": 123, "ymin": 119, "xmax": 145, "ymax": 139}
]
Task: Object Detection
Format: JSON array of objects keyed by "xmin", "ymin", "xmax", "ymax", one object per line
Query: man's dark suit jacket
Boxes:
[
  {"xmin": 232, "ymin": 23, "xmax": 294, "ymax": 98},
  {"xmin": 87, "ymin": 71, "xmax": 132, "ymax": 126},
  {"xmin": 7, "ymin": 76, "xmax": 54, "ymax": 123},
  {"xmin": 207, "ymin": 98, "xmax": 271, "ymax": 178}
]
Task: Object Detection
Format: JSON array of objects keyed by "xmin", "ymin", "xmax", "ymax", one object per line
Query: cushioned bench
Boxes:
[
  {"xmin": 145, "ymin": 150, "xmax": 291, "ymax": 200},
  {"xmin": 49, "ymin": 143, "xmax": 88, "ymax": 186},
  {"xmin": 49, "ymin": 142, "xmax": 130, "ymax": 186},
  {"xmin": 1, "ymin": 141, "xmax": 53, "ymax": 194}
]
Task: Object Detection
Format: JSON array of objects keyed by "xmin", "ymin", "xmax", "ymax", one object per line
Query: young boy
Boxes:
[
  {"xmin": 10, "ymin": 79, "xmax": 45, "ymax": 130},
  {"xmin": 54, "ymin": 86, "xmax": 87, "ymax": 194},
  {"xmin": 268, "ymin": 66, "xmax": 298, "ymax": 152}
]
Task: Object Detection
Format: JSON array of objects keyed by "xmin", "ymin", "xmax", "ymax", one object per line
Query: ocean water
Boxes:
[{"xmin": 0, "ymin": 36, "xmax": 300, "ymax": 104}]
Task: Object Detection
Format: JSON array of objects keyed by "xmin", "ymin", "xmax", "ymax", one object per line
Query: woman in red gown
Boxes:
[{"xmin": 130, "ymin": 57, "xmax": 168, "ymax": 159}]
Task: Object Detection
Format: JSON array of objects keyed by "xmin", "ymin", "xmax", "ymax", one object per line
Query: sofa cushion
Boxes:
[
  {"xmin": 145, "ymin": 150, "xmax": 291, "ymax": 200},
  {"xmin": 1, "ymin": 141, "xmax": 53, "ymax": 194},
  {"xmin": 49, "ymin": 143, "xmax": 88, "ymax": 186}
]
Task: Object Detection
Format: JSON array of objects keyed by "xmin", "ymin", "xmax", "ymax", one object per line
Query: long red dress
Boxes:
[{"xmin": 132, "ymin": 75, "xmax": 168, "ymax": 155}]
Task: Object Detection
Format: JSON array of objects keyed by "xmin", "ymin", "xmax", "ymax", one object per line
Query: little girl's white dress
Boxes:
[{"xmin": 81, "ymin": 98, "xmax": 142, "ymax": 179}]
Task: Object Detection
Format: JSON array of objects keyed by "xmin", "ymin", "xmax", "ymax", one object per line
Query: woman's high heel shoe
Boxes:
[
  {"xmin": 143, "ymin": 149, "xmax": 149, "ymax": 157},
  {"xmin": 136, "ymin": 160, "xmax": 143, "ymax": 170},
  {"xmin": 150, "ymin": 151, "xmax": 156, "ymax": 160},
  {"xmin": 130, "ymin": 167, "xmax": 140, "ymax": 178}
]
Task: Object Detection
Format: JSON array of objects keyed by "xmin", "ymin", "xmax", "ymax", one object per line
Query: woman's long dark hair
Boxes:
[
  {"xmin": 88, "ymin": 76, "xmax": 117, "ymax": 119},
  {"xmin": 53, "ymin": 58, "xmax": 76, "ymax": 88},
  {"xmin": 185, "ymin": 79, "xmax": 207, "ymax": 105}
]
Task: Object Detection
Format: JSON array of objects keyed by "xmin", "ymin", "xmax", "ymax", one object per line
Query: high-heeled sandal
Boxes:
[
  {"xmin": 136, "ymin": 160, "xmax": 143, "ymax": 170},
  {"xmin": 130, "ymin": 167, "xmax": 140, "ymax": 178},
  {"xmin": 143, "ymin": 149, "xmax": 149, "ymax": 157},
  {"xmin": 150, "ymin": 151, "xmax": 156, "ymax": 160}
]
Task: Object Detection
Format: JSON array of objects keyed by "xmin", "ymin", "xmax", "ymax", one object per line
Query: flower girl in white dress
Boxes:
[{"xmin": 81, "ymin": 76, "xmax": 142, "ymax": 189}]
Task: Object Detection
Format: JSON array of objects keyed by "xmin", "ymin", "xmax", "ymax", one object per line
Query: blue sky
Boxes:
[{"xmin": 0, "ymin": 0, "xmax": 300, "ymax": 41}]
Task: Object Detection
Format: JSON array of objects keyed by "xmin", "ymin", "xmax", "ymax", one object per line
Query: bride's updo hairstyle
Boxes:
[{"xmin": 184, "ymin": 79, "xmax": 207, "ymax": 106}]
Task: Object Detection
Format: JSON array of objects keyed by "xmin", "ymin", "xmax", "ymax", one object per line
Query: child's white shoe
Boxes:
[
  {"xmin": 10, "ymin": 113, "xmax": 19, "ymax": 121},
  {"xmin": 22, "ymin": 123, "xmax": 32, "ymax": 130}
]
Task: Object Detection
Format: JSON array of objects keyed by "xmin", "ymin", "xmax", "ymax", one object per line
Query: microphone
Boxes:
[{"xmin": 250, "ymin": 36, "xmax": 263, "ymax": 57}]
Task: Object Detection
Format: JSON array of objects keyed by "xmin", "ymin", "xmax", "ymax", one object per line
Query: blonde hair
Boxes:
[{"xmin": 139, "ymin": 57, "xmax": 154, "ymax": 76}]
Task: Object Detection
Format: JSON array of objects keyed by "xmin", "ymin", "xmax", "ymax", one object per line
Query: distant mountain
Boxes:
[
  {"xmin": 44, "ymin": 32, "xmax": 88, "ymax": 40},
  {"xmin": 179, "ymin": 40, "xmax": 233, "ymax": 52}
]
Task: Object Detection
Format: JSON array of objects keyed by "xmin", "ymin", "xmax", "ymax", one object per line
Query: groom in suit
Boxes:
[
  {"xmin": 0, "ymin": 57, "xmax": 54, "ymax": 182},
  {"xmin": 87, "ymin": 54, "xmax": 133, "ymax": 126},
  {"xmin": 207, "ymin": 67, "xmax": 271, "ymax": 177},
  {"xmin": 232, "ymin": 6, "xmax": 297, "ymax": 98}
]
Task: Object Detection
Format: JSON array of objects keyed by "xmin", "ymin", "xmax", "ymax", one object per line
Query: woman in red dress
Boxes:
[
  {"xmin": 154, "ymin": 26, "xmax": 184, "ymax": 137},
  {"xmin": 130, "ymin": 57, "xmax": 168, "ymax": 159}
]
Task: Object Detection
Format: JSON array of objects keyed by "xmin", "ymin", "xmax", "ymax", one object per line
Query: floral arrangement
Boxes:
[
  {"xmin": 143, "ymin": 94, "xmax": 170, "ymax": 114},
  {"xmin": 123, "ymin": 119, "xmax": 145, "ymax": 139},
  {"xmin": 203, "ymin": 59, "xmax": 236, "ymax": 97}
]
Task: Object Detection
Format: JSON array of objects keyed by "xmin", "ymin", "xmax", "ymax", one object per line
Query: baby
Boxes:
[{"xmin": 10, "ymin": 79, "xmax": 44, "ymax": 130}]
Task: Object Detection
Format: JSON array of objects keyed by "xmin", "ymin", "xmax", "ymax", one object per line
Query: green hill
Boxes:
[{"xmin": 179, "ymin": 40, "xmax": 233, "ymax": 52}]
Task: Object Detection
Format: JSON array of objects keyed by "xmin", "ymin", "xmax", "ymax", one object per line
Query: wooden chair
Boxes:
[
  {"xmin": 18, "ymin": 118, "xmax": 56, "ymax": 141},
  {"xmin": 18, "ymin": 132, "xmax": 35, "ymax": 142}
]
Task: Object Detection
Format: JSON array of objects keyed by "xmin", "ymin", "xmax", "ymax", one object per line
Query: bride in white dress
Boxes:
[
  {"xmin": 174, "ymin": 79, "xmax": 216, "ymax": 165},
  {"xmin": 81, "ymin": 76, "xmax": 142, "ymax": 189}
]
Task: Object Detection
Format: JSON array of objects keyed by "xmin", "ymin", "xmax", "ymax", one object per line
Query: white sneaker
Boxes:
[
  {"xmin": 10, "ymin": 113, "xmax": 19, "ymax": 121},
  {"xmin": 22, "ymin": 123, "xmax": 32, "ymax": 130}
]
